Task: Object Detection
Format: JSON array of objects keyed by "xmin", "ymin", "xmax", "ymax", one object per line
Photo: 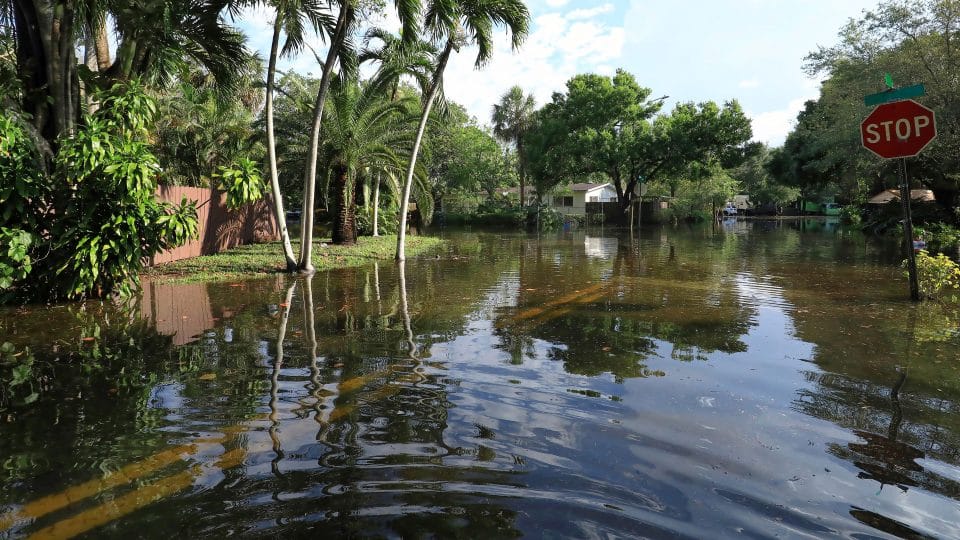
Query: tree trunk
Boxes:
[
  {"xmin": 372, "ymin": 172, "xmax": 381, "ymax": 236},
  {"xmin": 396, "ymin": 39, "xmax": 453, "ymax": 261},
  {"xmin": 332, "ymin": 166, "xmax": 357, "ymax": 245},
  {"xmin": 299, "ymin": 3, "xmax": 349, "ymax": 272},
  {"xmin": 83, "ymin": 32, "xmax": 97, "ymax": 112},
  {"xmin": 517, "ymin": 137, "xmax": 525, "ymax": 207},
  {"xmin": 265, "ymin": 15, "xmax": 298, "ymax": 271},
  {"xmin": 93, "ymin": 18, "xmax": 110, "ymax": 72}
]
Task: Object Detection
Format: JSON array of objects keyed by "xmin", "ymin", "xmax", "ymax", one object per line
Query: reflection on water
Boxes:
[{"xmin": 2, "ymin": 221, "xmax": 960, "ymax": 538}]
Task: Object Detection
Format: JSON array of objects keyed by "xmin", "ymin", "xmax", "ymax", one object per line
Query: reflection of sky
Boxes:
[
  {"xmin": 584, "ymin": 236, "xmax": 619, "ymax": 259},
  {"xmin": 124, "ymin": 228, "xmax": 960, "ymax": 538}
]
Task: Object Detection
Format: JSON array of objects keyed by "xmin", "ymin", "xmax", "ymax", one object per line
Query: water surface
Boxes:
[{"xmin": 2, "ymin": 220, "xmax": 959, "ymax": 538}]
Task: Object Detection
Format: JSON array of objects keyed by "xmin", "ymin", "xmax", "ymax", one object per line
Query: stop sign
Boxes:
[{"xmin": 861, "ymin": 99, "xmax": 937, "ymax": 159}]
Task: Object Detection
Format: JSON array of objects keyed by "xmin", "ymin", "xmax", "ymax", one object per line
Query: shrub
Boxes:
[
  {"xmin": 356, "ymin": 206, "xmax": 398, "ymax": 236},
  {"xmin": 1, "ymin": 81, "xmax": 200, "ymax": 302},
  {"xmin": 906, "ymin": 250, "xmax": 960, "ymax": 301}
]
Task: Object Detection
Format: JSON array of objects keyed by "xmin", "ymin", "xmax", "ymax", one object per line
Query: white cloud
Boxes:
[
  {"xmin": 739, "ymin": 79, "xmax": 760, "ymax": 89},
  {"xmin": 567, "ymin": 4, "xmax": 615, "ymax": 20},
  {"xmin": 545, "ymin": 0, "xmax": 570, "ymax": 7},
  {"xmin": 748, "ymin": 96, "xmax": 811, "ymax": 146},
  {"xmin": 442, "ymin": 7, "xmax": 626, "ymax": 123}
]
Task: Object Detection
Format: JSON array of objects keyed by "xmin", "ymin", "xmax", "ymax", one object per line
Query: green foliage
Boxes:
[
  {"xmin": 536, "ymin": 207, "xmax": 564, "ymax": 231},
  {"xmin": 0, "ymin": 115, "xmax": 48, "ymax": 230},
  {"xmin": 0, "ymin": 229, "xmax": 32, "ymax": 291},
  {"xmin": 916, "ymin": 223, "xmax": 960, "ymax": 254},
  {"xmin": 778, "ymin": 0, "xmax": 960, "ymax": 213},
  {"xmin": 526, "ymin": 70, "xmax": 752, "ymax": 216},
  {"xmin": 215, "ymin": 158, "xmax": 266, "ymax": 210},
  {"xmin": 907, "ymin": 250, "xmax": 960, "ymax": 301},
  {"xmin": 356, "ymin": 205, "xmax": 399, "ymax": 236},
  {"xmin": 1, "ymin": 81, "xmax": 199, "ymax": 302},
  {"xmin": 0, "ymin": 342, "xmax": 38, "ymax": 409},
  {"xmin": 152, "ymin": 61, "xmax": 266, "ymax": 187}
]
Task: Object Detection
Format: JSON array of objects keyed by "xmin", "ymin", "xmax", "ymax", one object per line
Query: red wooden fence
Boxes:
[{"xmin": 150, "ymin": 186, "xmax": 278, "ymax": 266}]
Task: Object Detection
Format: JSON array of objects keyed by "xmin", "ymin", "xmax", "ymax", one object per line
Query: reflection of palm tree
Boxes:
[
  {"xmin": 398, "ymin": 261, "xmax": 417, "ymax": 359},
  {"xmin": 269, "ymin": 280, "xmax": 297, "ymax": 477}
]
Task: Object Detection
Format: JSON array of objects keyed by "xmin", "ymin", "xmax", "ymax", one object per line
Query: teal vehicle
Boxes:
[{"xmin": 824, "ymin": 202, "xmax": 842, "ymax": 216}]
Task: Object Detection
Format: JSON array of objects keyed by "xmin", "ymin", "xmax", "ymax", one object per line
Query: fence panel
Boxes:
[{"xmin": 150, "ymin": 186, "xmax": 278, "ymax": 266}]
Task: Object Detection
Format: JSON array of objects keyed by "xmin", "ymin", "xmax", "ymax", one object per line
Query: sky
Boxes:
[{"xmin": 238, "ymin": 0, "xmax": 882, "ymax": 146}]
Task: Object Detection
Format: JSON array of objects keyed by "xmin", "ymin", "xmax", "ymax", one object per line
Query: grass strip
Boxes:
[{"xmin": 143, "ymin": 235, "xmax": 446, "ymax": 284}]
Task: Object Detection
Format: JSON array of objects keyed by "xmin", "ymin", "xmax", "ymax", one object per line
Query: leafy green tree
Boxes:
[
  {"xmin": 526, "ymin": 70, "xmax": 752, "ymax": 219},
  {"xmin": 732, "ymin": 144, "xmax": 799, "ymax": 209},
  {"xmin": 3, "ymin": 0, "xmax": 250, "ymax": 146},
  {"xmin": 152, "ymin": 61, "xmax": 264, "ymax": 186},
  {"xmin": 782, "ymin": 0, "xmax": 960, "ymax": 216},
  {"xmin": 491, "ymin": 85, "xmax": 535, "ymax": 206},
  {"xmin": 299, "ymin": 0, "xmax": 421, "ymax": 271},
  {"xmin": 1, "ymin": 81, "xmax": 198, "ymax": 301},
  {"xmin": 396, "ymin": 0, "xmax": 530, "ymax": 261}
]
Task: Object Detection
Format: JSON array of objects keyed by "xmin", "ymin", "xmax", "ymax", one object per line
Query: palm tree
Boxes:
[
  {"xmin": 395, "ymin": 0, "xmax": 530, "ymax": 261},
  {"xmin": 492, "ymin": 85, "xmax": 535, "ymax": 207},
  {"xmin": 4, "ymin": 0, "xmax": 250, "ymax": 146},
  {"xmin": 265, "ymin": 0, "xmax": 330, "ymax": 271},
  {"xmin": 321, "ymin": 76, "xmax": 421, "ymax": 245},
  {"xmin": 298, "ymin": 0, "xmax": 422, "ymax": 272},
  {"xmin": 360, "ymin": 27, "xmax": 435, "ymax": 236}
]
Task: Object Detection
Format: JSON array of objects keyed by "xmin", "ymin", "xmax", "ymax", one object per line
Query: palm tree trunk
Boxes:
[
  {"xmin": 299, "ymin": 3, "xmax": 349, "ymax": 272},
  {"xmin": 517, "ymin": 137, "xmax": 525, "ymax": 207},
  {"xmin": 266, "ymin": 15, "xmax": 298, "ymax": 271},
  {"xmin": 372, "ymin": 172, "xmax": 381, "ymax": 237},
  {"xmin": 93, "ymin": 19, "xmax": 110, "ymax": 71},
  {"xmin": 332, "ymin": 165, "xmax": 356, "ymax": 245},
  {"xmin": 396, "ymin": 39, "xmax": 454, "ymax": 261}
]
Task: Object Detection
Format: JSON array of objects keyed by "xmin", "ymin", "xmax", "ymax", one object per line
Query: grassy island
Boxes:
[{"xmin": 143, "ymin": 235, "xmax": 446, "ymax": 284}]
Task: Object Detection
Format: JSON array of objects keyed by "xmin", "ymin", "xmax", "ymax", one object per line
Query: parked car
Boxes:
[{"xmin": 722, "ymin": 203, "xmax": 738, "ymax": 216}]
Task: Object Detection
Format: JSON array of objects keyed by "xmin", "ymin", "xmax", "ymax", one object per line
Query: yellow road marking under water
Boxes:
[
  {"xmin": 26, "ymin": 468, "xmax": 199, "ymax": 540},
  {"xmin": 1, "ymin": 366, "xmax": 410, "ymax": 537},
  {"xmin": 0, "ymin": 444, "xmax": 197, "ymax": 531},
  {"xmin": 513, "ymin": 283, "xmax": 604, "ymax": 321}
]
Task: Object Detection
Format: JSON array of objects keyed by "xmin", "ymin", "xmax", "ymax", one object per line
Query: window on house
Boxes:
[
  {"xmin": 553, "ymin": 196, "xmax": 574, "ymax": 207},
  {"xmin": 589, "ymin": 196, "xmax": 599, "ymax": 202}
]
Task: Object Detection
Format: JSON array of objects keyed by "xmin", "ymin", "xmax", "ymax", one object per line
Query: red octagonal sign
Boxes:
[{"xmin": 861, "ymin": 99, "xmax": 937, "ymax": 159}]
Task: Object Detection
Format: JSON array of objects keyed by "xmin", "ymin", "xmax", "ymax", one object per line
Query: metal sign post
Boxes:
[
  {"xmin": 898, "ymin": 158, "xmax": 921, "ymax": 301},
  {"xmin": 860, "ymin": 84, "xmax": 935, "ymax": 302}
]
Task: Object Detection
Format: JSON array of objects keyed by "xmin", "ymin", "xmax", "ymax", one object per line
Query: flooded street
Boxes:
[{"xmin": 2, "ymin": 220, "xmax": 960, "ymax": 538}]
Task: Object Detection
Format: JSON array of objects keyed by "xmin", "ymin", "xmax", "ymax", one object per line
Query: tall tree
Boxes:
[
  {"xmin": 320, "ymin": 76, "xmax": 420, "ymax": 245},
  {"xmin": 361, "ymin": 27, "xmax": 434, "ymax": 235},
  {"xmin": 298, "ymin": 0, "xmax": 421, "ymax": 272},
  {"xmin": 4, "ymin": 0, "xmax": 250, "ymax": 148},
  {"xmin": 491, "ymin": 85, "xmax": 534, "ymax": 206},
  {"xmin": 395, "ymin": 0, "xmax": 530, "ymax": 261},
  {"xmin": 265, "ymin": 0, "xmax": 330, "ymax": 271}
]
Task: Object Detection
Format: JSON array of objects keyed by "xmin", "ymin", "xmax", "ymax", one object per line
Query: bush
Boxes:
[
  {"xmin": 356, "ymin": 206, "xmax": 398, "ymax": 236},
  {"xmin": 916, "ymin": 223, "xmax": 960, "ymax": 255},
  {"xmin": 0, "ymin": 81, "xmax": 200, "ymax": 302},
  {"xmin": 906, "ymin": 250, "xmax": 960, "ymax": 301}
]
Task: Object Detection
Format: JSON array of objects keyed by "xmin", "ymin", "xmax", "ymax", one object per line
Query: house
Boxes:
[
  {"xmin": 867, "ymin": 188, "xmax": 936, "ymax": 204},
  {"xmin": 551, "ymin": 183, "xmax": 619, "ymax": 215}
]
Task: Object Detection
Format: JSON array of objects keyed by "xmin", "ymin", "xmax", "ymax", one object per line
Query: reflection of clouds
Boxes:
[{"xmin": 584, "ymin": 236, "xmax": 619, "ymax": 259}]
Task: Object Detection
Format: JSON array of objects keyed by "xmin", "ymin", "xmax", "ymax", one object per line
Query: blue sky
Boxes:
[{"xmin": 239, "ymin": 0, "xmax": 881, "ymax": 145}]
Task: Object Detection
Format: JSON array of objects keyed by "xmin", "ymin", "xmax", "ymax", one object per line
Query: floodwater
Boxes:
[{"xmin": 2, "ymin": 220, "xmax": 960, "ymax": 539}]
